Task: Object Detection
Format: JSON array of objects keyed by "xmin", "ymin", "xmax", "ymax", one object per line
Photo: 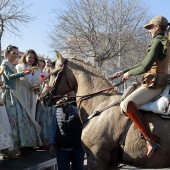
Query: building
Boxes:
[
  {"xmin": 65, "ymin": 35, "xmax": 95, "ymax": 66},
  {"xmin": 64, "ymin": 34, "xmax": 132, "ymax": 93},
  {"xmin": 64, "ymin": 34, "xmax": 117, "ymax": 78}
]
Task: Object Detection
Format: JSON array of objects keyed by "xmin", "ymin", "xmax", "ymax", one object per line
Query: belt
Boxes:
[{"xmin": 148, "ymin": 69, "xmax": 168, "ymax": 74}]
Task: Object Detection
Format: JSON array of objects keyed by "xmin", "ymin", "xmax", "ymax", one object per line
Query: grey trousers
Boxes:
[{"xmin": 120, "ymin": 85, "xmax": 164, "ymax": 112}]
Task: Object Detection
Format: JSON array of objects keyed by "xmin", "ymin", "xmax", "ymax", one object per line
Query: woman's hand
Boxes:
[
  {"xmin": 56, "ymin": 98, "xmax": 67, "ymax": 106},
  {"xmin": 23, "ymin": 70, "xmax": 32, "ymax": 75}
]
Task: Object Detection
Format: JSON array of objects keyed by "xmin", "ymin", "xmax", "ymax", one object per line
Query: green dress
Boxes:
[{"xmin": 0, "ymin": 61, "xmax": 42, "ymax": 148}]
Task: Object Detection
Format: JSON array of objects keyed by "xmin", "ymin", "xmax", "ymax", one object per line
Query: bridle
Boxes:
[
  {"xmin": 40, "ymin": 59, "xmax": 72, "ymax": 105},
  {"xmin": 49, "ymin": 59, "xmax": 72, "ymax": 94},
  {"xmin": 41, "ymin": 58, "xmax": 127, "ymax": 123}
]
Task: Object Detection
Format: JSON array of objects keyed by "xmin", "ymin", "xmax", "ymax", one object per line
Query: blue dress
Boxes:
[
  {"xmin": 36, "ymin": 102, "xmax": 54, "ymax": 146},
  {"xmin": 0, "ymin": 100, "xmax": 13, "ymax": 150},
  {"xmin": 0, "ymin": 61, "xmax": 42, "ymax": 148}
]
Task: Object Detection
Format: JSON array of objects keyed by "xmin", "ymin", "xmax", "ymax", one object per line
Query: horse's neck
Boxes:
[
  {"xmin": 72, "ymin": 68, "xmax": 111, "ymax": 96},
  {"xmin": 71, "ymin": 66, "xmax": 118, "ymax": 115}
]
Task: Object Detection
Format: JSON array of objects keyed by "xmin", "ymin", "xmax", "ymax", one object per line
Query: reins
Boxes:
[
  {"xmin": 51, "ymin": 78, "xmax": 125, "ymax": 124},
  {"xmin": 52, "ymin": 77, "xmax": 126, "ymax": 124},
  {"xmin": 79, "ymin": 78, "xmax": 126, "ymax": 124},
  {"xmin": 42, "ymin": 58, "xmax": 127, "ymax": 124},
  {"xmin": 77, "ymin": 77, "xmax": 126, "ymax": 104},
  {"xmin": 51, "ymin": 77, "xmax": 126, "ymax": 102},
  {"xmin": 82, "ymin": 99, "xmax": 121, "ymax": 124}
]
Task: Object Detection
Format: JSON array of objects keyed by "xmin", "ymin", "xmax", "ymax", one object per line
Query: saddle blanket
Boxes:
[{"xmin": 138, "ymin": 85, "xmax": 170, "ymax": 116}]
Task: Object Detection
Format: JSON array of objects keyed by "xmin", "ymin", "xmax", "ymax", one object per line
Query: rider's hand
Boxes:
[
  {"xmin": 123, "ymin": 72, "xmax": 130, "ymax": 80},
  {"xmin": 113, "ymin": 71, "xmax": 124, "ymax": 78}
]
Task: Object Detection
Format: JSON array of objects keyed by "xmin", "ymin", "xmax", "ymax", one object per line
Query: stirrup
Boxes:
[{"xmin": 146, "ymin": 138, "xmax": 159, "ymax": 158}]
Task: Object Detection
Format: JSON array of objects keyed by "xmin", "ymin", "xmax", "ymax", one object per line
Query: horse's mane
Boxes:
[{"xmin": 67, "ymin": 57, "xmax": 113, "ymax": 86}]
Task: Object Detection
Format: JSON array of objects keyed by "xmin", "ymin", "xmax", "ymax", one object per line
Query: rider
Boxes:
[{"xmin": 114, "ymin": 16, "xmax": 170, "ymax": 158}]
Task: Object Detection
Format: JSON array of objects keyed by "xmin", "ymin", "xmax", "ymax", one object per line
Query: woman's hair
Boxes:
[
  {"xmin": 18, "ymin": 49, "xmax": 39, "ymax": 66},
  {"xmin": 45, "ymin": 59, "xmax": 51, "ymax": 63},
  {"xmin": 5, "ymin": 44, "xmax": 18, "ymax": 53},
  {"xmin": 38, "ymin": 58, "xmax": 46, "ymax": 66}
]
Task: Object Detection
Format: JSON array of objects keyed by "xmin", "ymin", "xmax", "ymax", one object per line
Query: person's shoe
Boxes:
[
  {"xmin": 0, "ymin": 101, "xmax": 4, "ymax": 106},
  {"xmin": 3, "ymin": 149, "xmax": 19, "ymax": 159},
  {"xmin": 18, "ymin": 147, "xmax": 29, "ymax": 156},
  {"xmin": 43, "ymin": 145, "xmax": 49, "ymax": 150},
  {"xmin": 146, "ymin": 138, "xmax": 159, "ymax": 158}
]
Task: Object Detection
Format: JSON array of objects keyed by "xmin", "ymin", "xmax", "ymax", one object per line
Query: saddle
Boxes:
[{"xmin": 122, "ymin": 83, "xmax": 170, "ymax": 119}]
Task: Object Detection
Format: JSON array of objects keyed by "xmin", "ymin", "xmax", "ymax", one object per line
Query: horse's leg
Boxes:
[
  {"xmin": 87, "ymin": 157, "xmax": 118, "ymax": 170},
  {"xmin": 86, "ymin": 154, "xmax": 118, "ymax": 170}
]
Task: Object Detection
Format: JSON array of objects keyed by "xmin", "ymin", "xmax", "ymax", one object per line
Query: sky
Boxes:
[
  {"xmin": 1, "ymin": 0, "xmax": 170, "ymax": 60},
  {"xmin": 1, "ymin": 0, "xmax": 61, "ymax": 60}
]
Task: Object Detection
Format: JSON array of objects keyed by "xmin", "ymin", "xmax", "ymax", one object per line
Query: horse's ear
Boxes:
[{"xmin": 55, "ymin": 51, "xmax": 64, "ymax": 64}]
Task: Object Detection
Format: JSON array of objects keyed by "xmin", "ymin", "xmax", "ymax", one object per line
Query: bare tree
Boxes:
[
  {"xmin": 0, "ymin": 0, "xmax": 34, "ymax": 64},
  {"xmin": 49, "ymin": 0, "xmax": 151, "ymax": 67}
]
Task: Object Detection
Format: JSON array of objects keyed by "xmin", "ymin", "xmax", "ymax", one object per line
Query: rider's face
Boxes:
[{"xmin": 149, "ymin": 24, "xmax": 160, "ymax": 37}]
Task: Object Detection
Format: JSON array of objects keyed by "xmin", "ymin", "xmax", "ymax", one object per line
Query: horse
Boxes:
[{"xmin": 40, "ymin": 51, "xmax": 170, "ymax": 170}]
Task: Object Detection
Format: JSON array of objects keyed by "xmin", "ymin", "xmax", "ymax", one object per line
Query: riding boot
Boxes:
[{"xmin": 126, "ymin": 101, "xmax": 159, "ymax": 157}]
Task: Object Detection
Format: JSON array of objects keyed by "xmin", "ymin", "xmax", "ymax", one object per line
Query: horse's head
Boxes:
[{"xmin": 40, "ymin": 51, "xmax": 77, "ymax": 106}]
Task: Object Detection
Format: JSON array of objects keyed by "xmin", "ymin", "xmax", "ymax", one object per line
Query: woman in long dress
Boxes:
[
  {"xmin": 0, "ymin": 45, "xmax": 42, "ymax": 157},
  {"xmin": 36, "ymin": 58, "xmax": 53, "ymax": 148},
  {"xmin": 0, "ymin": 67, "xmax": 13, "ymax": 153},
  {"xmin": 16, "ymin": 49, "xmax": 41, "ymax": 121}
]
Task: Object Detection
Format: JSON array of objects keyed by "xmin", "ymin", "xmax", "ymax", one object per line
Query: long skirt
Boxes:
[
  {"xmin": 0, "ymin": 99, "xmax": 13, "ymax": 150},
  {"xmin": 36, "ymin": 102, "xmax": 54, "ymax": 146},
  {"xmin": 1, "ymin": 88, "xmax": 42, "ymax": 148}
]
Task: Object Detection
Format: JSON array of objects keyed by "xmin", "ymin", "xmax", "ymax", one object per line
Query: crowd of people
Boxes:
[
  {"xmin": 0, "ymin": 44, "xmax": 85, "ymax": 170},
  {"xmin": 0, "ymin": 45, "xmax": 53, "ymax": 158}
]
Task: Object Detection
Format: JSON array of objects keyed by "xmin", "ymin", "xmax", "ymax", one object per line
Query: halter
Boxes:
[
  {"xmin": 50, "ymin": 59, "xmax": 72, "ymax": 92},
  {"xmin": 41, "ymin": 59, "xmax": 72, "ymax": 105}
]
